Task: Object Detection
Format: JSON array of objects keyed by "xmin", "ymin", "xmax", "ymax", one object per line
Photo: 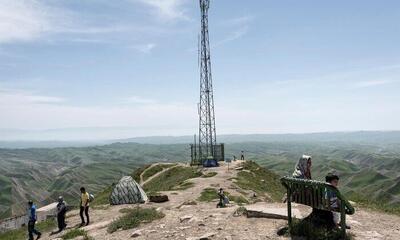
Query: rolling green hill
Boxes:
[
  {"xmin": 0, "ymin": 143, "xmax": 186, "ymax": 218},
  {"xmin": 1, "ymin": 139, "xmax": 400, "ymax": 219}
]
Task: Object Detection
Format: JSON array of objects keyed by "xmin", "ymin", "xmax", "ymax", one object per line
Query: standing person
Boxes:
[
  {"xmin": 79, "ymin": 187, "xmax": 90, "ymax": 226},
  {"xmin": 56, "ymin": 196, "xmax": 67, "ymax": 232},
  {"xmin": 292, "ymin": 155, "xmax": 312, "ymax": 179},
  {"xmin": 240, "ymin": 151, "xmax": 245, "ymax": 160},
  {"xmin": 27, "ymin": 200, "xmax": 41, "ymax": 240}
]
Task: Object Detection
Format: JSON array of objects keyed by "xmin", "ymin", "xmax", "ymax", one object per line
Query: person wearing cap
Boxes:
[
  {"xmin": 27, "ymin": 200, "xmax": 41, "ymax": 240},
  {"xmin": 56, "ymin": 196, "xmax": 67, "ymax": 232}
]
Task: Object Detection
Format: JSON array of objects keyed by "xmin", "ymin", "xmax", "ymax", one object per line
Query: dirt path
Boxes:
[{"xmin": 41, "ymin": 160, "xmax": 400, "ymax": 240}]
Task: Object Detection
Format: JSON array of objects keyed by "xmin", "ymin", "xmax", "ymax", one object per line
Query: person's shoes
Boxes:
[
  {"xmin": 86, "ymin": 222, "xmax": 90, "ymax": 226},
  {"xmin": 36, "ymin": 232, "xmax": 42, "ymax": 240},
  {"xmin": 79, "ymin": 222, "xmax": 85, "ymax": 227}
]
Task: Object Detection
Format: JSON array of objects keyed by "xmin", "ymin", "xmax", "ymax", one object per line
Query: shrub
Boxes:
[
  {"xmin": 61, "ymin": 229, "xmax": 93, "ymax": 240},
  {"xmin": 107, "ymin": 207, "xmax": 165, "ymax": 233}
]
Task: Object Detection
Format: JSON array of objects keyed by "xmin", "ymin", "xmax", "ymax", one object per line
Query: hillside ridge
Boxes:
[{"xmin": 2, "ymin": 160, "xmax": 399, "ymax": 240}]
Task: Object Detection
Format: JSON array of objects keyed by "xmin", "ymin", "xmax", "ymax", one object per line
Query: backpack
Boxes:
[{"xmin": 89, "ymin": 193, "xmax": 95, "ymax": 202}]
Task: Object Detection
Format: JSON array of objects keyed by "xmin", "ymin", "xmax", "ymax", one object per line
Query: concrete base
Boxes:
[{"xmin": 245, "ymin": 205, "xmax": 302, "ymax": 220}]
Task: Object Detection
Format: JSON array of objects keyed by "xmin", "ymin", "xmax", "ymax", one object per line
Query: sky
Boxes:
[{"xmin": 0, "ymin": 0, "xmax": 399, "ymax": 140}]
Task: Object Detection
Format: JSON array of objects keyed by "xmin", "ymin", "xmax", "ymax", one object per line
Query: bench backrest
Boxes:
[{"xmin": 281, "ymin": 177, "xmax": 355, "ymax": 215}]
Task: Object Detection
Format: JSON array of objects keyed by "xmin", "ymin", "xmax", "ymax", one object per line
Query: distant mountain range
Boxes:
[{"xmin": 1, "ymin": 130, "xmax": 400, "ymax": 148}]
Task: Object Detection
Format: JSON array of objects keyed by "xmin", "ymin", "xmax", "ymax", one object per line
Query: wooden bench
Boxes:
[{"xmin": 281, "ymin": 177, "xmax": 355, "ymax": 238}]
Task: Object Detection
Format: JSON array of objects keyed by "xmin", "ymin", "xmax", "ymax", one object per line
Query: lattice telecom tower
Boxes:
[{"xmin": 191, "ymin": 0, "xmax": 224, "ymax": 167}]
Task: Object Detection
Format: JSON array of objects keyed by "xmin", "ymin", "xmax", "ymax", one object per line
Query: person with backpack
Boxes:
[
  {"xmin": 27, "ymin": 200, "xmax": 41, "ymax": 240},
  {"xmin": 79, "ymin": 187, "xmax": 90, "ymax": 226},
  {"xmin": 56, "ymin": 196, "xmax": 67, "ymax": 232}
]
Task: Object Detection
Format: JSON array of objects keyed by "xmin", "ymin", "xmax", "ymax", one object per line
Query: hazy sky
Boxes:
[{"xmin": 0, "ymin": 0, "xmax": 399, "ymax": 140}]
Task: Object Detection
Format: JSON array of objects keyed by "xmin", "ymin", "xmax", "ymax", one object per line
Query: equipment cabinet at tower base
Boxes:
[{"xmin": 190, "ymin": 143, "xmax": 225, "ymax": 167}]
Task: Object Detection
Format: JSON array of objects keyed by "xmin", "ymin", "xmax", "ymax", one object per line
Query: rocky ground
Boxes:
[{"xmin": 41, "ymin": 160, "xmax": 400, "ymax": 240}]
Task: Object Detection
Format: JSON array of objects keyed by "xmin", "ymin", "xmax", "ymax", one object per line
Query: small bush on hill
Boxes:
[
  {"xmin": 107, "ymin": 207, "xmax": 165, "ymax": 233},
  {"xmin": 198, "ymin": 188, "xmax": 219, "ymax": 202},
  {"xmin": 61, "ymin": 229, "xmax": 93, "ymax": 240}
]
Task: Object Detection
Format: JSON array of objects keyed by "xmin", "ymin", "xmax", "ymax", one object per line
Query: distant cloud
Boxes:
[
  {"xmin": 0, "ymin": 1, "xmax": 131, "ymax": 45},
  {"xmin": 130, "ymin": 43, "xmax": 157, "ymax": 53},
  {"xmin": 124, "ymin": 96, "xmax": 157, "ymax": 104},
  {"xmin": 354, "ymin": 79, "xmax": 397, "ymax": 88},
  {"xmin": 220, "ymin": 15, "xmax": 255, "ymax": 26},
  {"xmin": 0, "ymin": 0, "xmax": 51, "ymax": 43},
  {"xmin": 213, "ymin": 26, "xmax": 249, "ymax": 47},
  {"xmin": 0, "ymin": 87, "xmax": 65, "ymax": 105},
  {"xmin": 213, "ymin": 15, "xmax": 254, "ymax": 48},
  {"xmin": 134, "ymin": 0, "xmax": 189, "ymax": 20}
]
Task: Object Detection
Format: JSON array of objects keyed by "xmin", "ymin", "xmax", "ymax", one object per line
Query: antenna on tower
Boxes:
[{"xmin": 190, "ymin": 0, "xmax": 224, "ymax": 167}]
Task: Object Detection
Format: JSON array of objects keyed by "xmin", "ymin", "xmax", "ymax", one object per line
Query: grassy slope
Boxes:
[
  {"xmin": 0, "ymin": 143, "xmax": 186, "ymax": 218},
  {"xmin": 234, "ymin": 161, "xmax": 285, "ymax": 202},
  {"xmin": 225, "ymin": 142, "xmax": 400, "ymax": 214},
  {"xmin": 143, "ymin": 166, "xmax": 202, "ymax": 192}
]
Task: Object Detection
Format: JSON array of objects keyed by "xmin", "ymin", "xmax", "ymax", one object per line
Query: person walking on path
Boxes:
[
  {"xmin": 79, "ymin": 187, "xmax": 90, "ymax": 226},
  {"xmin": 27, "ymin": 200, "xmax": 41, "ymax": 240},
  {"xmin": 56, "ymin": 196, "xmax": 67, "ymax": 232}
]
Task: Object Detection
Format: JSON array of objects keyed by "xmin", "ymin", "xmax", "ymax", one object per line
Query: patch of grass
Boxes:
[
  {"xmin": 143, "ymin": 166, "xmax": 202, "ymax": 192},
  {"xmin": 182, "ymin": 200, "xmax": 197, "ymax": 205},
  {"xmin": 197, "ymin": 188, "xmax": 249, "ymax": 205},
  {"xmin": 346, "ymin": 192, "xmax": 400, "ymax": 215},
  {"xmin": 61, "ymin": 229, "xmax": 93, "ymax": 240},
  {"xmin": 142, "ymin": 164, "xmax": 176, "ymax": 182},
  {"xmin": 197, "ymin": 188, "xmax": 219, "ymax": 202},
  {"xmin": 92, "ymin": 185, "xmax": 112, "ymax": 206},
  {"xmin": 227, "ymin": 194, "xmax": 249, "ymax": 205},
  {"xmin": 107, "ymin": 207, "xmax": 165, "ymax": 233},
  {"xmin": 131, "ymin": 164, "xmax": 152, "ymax": 183},
  {"xmin": 234, "ymin": 161, "xmax": 285, "ymax": 201},
  {"xmin": 288, "ymin": 218, "xmax": 353, "ymax": 240},
  {"xmin": 202, "ymin": 172, "xmax": 217, "ymax": 178},
  {"xmin": 173, "ymin": 181, "xmax": 195, "ymax": 190},
  {"xmin": 0, "ymin": 218, "xmax": 56, "ymax": 240}
]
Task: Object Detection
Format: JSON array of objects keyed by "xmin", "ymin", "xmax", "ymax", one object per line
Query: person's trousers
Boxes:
[
  {"xmin": 57, "ymin": 213, "xmax": 66, "ymax": 230},
  {"xmin": 241, "ymin": 156, "xmax": 244, "ymax": 160},
  {"xmin": 80, "ymin": 206, "xmax": 89, "ymax": 224},
  {"xmin": 28, "ymin": 220, "xmax": 41, "ymax": 240}
]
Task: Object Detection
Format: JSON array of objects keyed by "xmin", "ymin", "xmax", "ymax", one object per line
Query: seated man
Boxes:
[
  {"xmin": 217, "ymin": 188, "xmax": 226, "ymax": 208},
  {"xmin": 325, "ymin": 173, "xmax": 350, "ymax": 229}
]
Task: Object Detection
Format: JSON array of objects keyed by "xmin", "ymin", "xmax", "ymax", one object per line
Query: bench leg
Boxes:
[
  {"xmin": 287, "ymin": 189, "xmax": 292, "ymax": 231},
  {"xmin": 341, "ymin": 201, "xmax": 346, "ymax": 239}
]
